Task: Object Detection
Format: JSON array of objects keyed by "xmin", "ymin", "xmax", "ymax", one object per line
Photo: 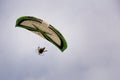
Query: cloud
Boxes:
[{"xmin": 0, "ymin": 0, "xmax": 120, "ymax": 80}]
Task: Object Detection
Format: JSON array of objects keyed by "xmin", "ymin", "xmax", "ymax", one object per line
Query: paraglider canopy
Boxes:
[{"xmin": 16, "ymin": 16, "xmax": 67, "ymax": 52}]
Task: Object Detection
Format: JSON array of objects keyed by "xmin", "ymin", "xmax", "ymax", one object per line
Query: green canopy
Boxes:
[{"xmin": 16, "ymin": 16, "xmax": 67, "ymax": 52}]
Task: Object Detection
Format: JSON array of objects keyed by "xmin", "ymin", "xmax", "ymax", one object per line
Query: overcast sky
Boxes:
[{"xmin": 0, "ymin": 0, "xmax": 120, "ymax": 80}]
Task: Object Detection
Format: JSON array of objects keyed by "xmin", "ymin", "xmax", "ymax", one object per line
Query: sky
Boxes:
[{"xmin": 0, "ymin": 0, "xmax": 120, "ymax": 80}]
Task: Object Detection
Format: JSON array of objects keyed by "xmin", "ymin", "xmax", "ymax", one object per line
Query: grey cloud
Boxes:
[{"xmin": 0, "ymin": 0, "xmax": 120, "ymax": 80}]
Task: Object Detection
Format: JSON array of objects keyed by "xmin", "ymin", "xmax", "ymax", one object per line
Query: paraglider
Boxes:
[
  {"xmin": 37, "ymin": 47, "xmax": 47, "ymax": 55},
  {"xmin": 15, "ymin": 16, "xmax": 67, "ymax": 53}
]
